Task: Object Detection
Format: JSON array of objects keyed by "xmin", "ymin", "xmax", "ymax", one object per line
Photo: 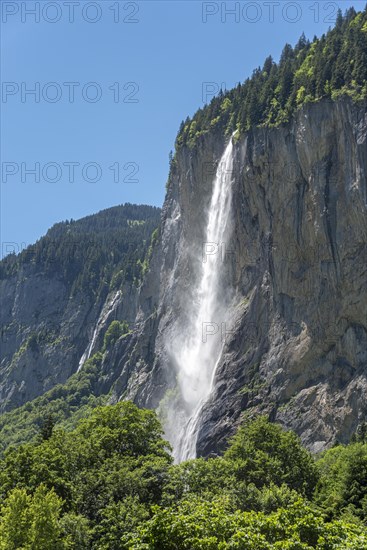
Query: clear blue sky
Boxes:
[{"xmin": 1, "ymin": 0, "xmax": 364, "ymax": 255}]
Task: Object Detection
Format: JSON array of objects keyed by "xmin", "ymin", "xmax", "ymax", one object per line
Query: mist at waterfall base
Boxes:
[{"xmin": 164, "ymin": 138, "xmax": 236, "ymax": 462}]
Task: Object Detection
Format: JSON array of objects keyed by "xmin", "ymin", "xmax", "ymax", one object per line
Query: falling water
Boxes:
[
  {"xmin": 77, "ymin": 324, "xmax": 99, "ymax": 372},
  {"xmin": 78, "ymin": 291, "xmax": 121, "ymax": 372},
  {"xmin": 169, "ymin": 137, "xmax": 235, "ymax": 462}
]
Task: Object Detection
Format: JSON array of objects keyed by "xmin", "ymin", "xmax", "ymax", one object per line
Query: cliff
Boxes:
[
  {"xmin": 0, "ymin": 204, "xmax": 160, "ymax": 413},
  {"xmin": 0, "ymin": 99, "xmax": 366, "ymax": 457},
  {"xmin": 110, "ymin": 98, "xmax": 367, "ymax": 454}
]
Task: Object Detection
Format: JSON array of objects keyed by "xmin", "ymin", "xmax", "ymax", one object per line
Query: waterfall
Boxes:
[
  {"xmin": 77, "ymin": 290, "xmax": 121, "ymax": 372},
  {"xmin": 168, "ymin": 137, "xmax": 235, "ymax": 462},
  {"xmin": 77, "ymin": 324, "xmax": 99, "ymax": 372}
]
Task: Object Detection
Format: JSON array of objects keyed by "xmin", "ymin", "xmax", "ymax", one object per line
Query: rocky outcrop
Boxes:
[
  {"xmin": 0, "ymin": 205, "xmax": 159, "ymax": 413},
  {"xmin": 0, "ymin": 265, "xmax": 138, "ymax": 413},
  {"xmin": 112, "ymin": 98, "xmax": 367, "ymax": 454}
]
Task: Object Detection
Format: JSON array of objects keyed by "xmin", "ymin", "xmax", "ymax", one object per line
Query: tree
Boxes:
[
  {"xmin": 103, "ymin": 320, "xmax": 129, "ymax": 351},
  {"xmin": 262, "ymin": 55, "xmax": 274, "ymax": 76},
  {"xmin": 39, "ymin": 414, "xmax": 56, "ymax": 441},
  {"xmin": 0, "ymin": 488, "xmax": 31, "ymax": 550},
  {"xmin": 176, "ymin": 7, "xmax": 367, "ymax": 150},
  {"xmin": 1, "ymin": 406, "xmax": 367, "ymax": 548},
  {"xmin": 352, "ymin": 422, "xmax": 367, "ymax": 443},
  {"xmin": 295, "ymin": 32, "xmax": 308, "ymax": 53},
  {"xmin": 315, "ymin": 442, "xmax": 367, "ymax": 522},
  {"xmin": 224, "ymin": 417, "xmax": 319, "ymax": 498},
  {"xmin": 0, "ymin": 485, "xmax": 66, "ymax": 550},
  {"xmin": 123, "ymin": 495, "xmax": 367, "ymax": 550}
]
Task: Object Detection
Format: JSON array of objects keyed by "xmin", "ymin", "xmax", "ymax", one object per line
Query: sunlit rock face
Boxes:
[{"xmin": 113, "ymin": 98, "xmax": 367, "ymax": 457}]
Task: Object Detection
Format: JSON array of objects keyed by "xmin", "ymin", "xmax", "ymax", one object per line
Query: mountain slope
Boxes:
[{"xmin": 0, "ymin": 204, "xmax": 160, "ymax": 413}]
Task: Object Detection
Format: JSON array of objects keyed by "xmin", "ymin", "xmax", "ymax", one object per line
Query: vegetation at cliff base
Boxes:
[
  {"xmin": 0, "ymin": 353, "xmax": 107, "ymax": 452},
  {"xmin": 0, "ymin": 404, "xmax": 366, "ymax": 549},
  {"xmin": 176, "ymin": 6, "xmax": 367, "ymax": 149}
]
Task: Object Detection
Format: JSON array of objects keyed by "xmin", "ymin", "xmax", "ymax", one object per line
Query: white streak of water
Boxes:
[
  {"xmin": 169, "ymin": 138, "xmax": 235, "ymax": 461},
  {"xmin": 77, "ymin": 290, "xmax": 121, "ymax": 371}
]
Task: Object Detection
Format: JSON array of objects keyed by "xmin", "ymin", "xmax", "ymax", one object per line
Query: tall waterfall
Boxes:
[{"xmin": 168, "ymin": 137, "xmax": 235, "ymax": 462}]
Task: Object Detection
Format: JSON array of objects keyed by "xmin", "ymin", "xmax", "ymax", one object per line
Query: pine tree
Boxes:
[{"xmin": 39, "ymin": 414, "xmax": 55, "ymax": 441}]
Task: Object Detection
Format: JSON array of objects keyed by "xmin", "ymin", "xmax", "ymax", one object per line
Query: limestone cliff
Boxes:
[{"xmin": 111, "ymin": 98, "xmax": 367, "ymax": 454}]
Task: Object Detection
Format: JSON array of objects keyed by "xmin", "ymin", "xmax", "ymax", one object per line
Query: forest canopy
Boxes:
[
  {"xmin": 0, "ymin": 203, "xmax": 161, "ymax": 295},
  {"xmin": 0, "ymin": 404, "xmax": 366, "ymax": 549},
  {"xmin": 176, "ymin": 6, "xmax": 367, "ymax": 149}
]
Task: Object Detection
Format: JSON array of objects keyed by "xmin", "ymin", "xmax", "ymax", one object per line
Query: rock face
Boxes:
[
  {"xmin": 0, "ymin": 276, "xmax": 139, "ymax": 413},
  {"xmin": 0, "ymin": 205, "xmax": 160, "ymax": 413},
  {"xmin": 111, "ymin": 98, "xmax": 367, "ymax": 454},
  {"xmin": 0, "ymin": 262, "xmax": 103, "ymax": 411},
  {"xmin": 1, "ymin": 99, "xmax": 366, "ymax": 456}
]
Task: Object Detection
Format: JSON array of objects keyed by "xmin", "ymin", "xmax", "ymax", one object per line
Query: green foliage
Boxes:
[
  {"xmin": 0, "ymin": 411, "xmax": 366, "ymax": 548},
  {"xmin": 94, "ymin": 497, "xmax": 149, "ymax": 550},
  {"xmin": 59, "ymin": 513, "xmax": 91, "ymax": 550},
  {"xmin": 225, "ymin": 416, "xmax": 319, "ymax": 499},
  {"xmin": 124, "ymin": 496, "xmax": 367, "ymax": 550},
  {"xmin": 176, "ymin": 7, "xmax": 367, "ymax": 150},
  {"xmin": 39, "ymin": 414, "xmax": 56, "ymax": 441},
  {"xmin": 351, "ymin": 422, "xmax": 367, "ymax": 443},
  {"xmin": 0, "ymin": 352, "xmax": 106, "ymax": 452},
  {"xmin": 0, "ymin": 203, "xmax": 161, "ymax": 295},
  {"xmin": 315, "ymin": 442, "xmax": 367, "ymax": 522},
  {"xmin": 0, "ymin": 403, "xmax": 172, "ymax": 549},
  {"xmin": 0, "ymin": 485, "xmax": 66, "ymax": 549},
  {"xmin": 162, "ymin": 457, "xmax": 235, "ymax": 505},
  {"xmin": 139, "ymin": 224, "xmax": 161, "ymax": 277},
  {"xmin": 103, "ymin": 320, "xmax": 129, "ymax": 351}
]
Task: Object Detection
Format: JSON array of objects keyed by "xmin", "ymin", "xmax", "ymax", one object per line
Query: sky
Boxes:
[{"xmin": 1, "ymin": 0, "xmax": 364, "ymax": 256}]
